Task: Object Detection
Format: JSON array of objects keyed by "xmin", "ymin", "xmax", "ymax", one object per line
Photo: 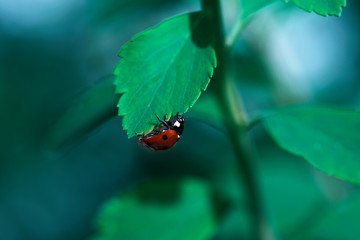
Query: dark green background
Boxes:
[{"xmin": 0, "ymin": 0, "xmax": 359, "ymax": 239}]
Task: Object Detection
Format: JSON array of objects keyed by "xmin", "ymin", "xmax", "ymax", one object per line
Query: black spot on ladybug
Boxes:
[
  {"xmin": 162, "ymin": 134, "xmax": 168, "ymax": 140},
  {"xmin": 162, "ymin": 146, "xmax": 168, "ymax": 150}
]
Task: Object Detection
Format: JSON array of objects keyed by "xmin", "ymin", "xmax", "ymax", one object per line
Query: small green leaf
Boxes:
[
  {"xmin": 281, "ymin": 0, "xmax": 346, "ymax": 16},
  {"xmin": 114, "ymin": 11, "xmax": 216, "ymax": 138},
  {"xmin": 47, "ymin": 76, "xmax": 118, "ymax": 149},
  {"xmin": 239, "ymin": 0, "xmax": 277, "ymax": 20},
  {"xmin": 91, "ymin": 178, "xmax": 216, "ymax": 240},
  {"xmin": 263, "ymin": 106, "xmax": 360, "ymax": 184}
]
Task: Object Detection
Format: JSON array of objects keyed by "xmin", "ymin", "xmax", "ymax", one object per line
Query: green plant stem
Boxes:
[{"xmin": 201, "ymin": 1, "xmax": 273, "ymax": 239}]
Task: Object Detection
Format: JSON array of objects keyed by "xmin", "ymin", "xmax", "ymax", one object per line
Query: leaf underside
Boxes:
[
  {"xmin": 263, "ymin": 106, "xmax": 360, "ymax": 184},
  {"xmin": 281, "ymin": 0, "xmax": 346, "ymax": 16},
  {"xmin": 114, "ymin": 11, "xmax": 216, "ymax": 138}
]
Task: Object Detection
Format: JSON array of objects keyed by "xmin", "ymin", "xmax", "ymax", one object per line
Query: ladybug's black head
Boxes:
[{"xmin": 172, "ymin": 114, "xmax": 185, "ymax": 135}]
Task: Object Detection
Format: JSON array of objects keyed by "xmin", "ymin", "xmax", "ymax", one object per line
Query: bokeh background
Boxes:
[{"xmin": 1, "ymin": 0, "xmax": 359, "ymax": 239}]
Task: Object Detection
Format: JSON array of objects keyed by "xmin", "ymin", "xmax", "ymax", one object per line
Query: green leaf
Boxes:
[
  {"xmin": 47, "ymin": 76, "xmax": 118, "ymax": 149},
  {"xmin": 114, "ymin": 11, "xmax": 216, "ymax": 138},
  {"xmin": 263, "ymin": 106, "xmax": 360, "ymax": 184},
  {"xmin": 239, "ymin": 0, "xmax": 277, "ymax": 20},
  {"xmin": 91, "ymin": 178, "xmax": 216, "ymax": 240},
  {"xmin": 281, "ymin": 0, "xmax": 346, "ymax": 16}
]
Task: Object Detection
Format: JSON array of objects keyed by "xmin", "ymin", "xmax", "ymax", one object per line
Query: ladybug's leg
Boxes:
[
  {"xmin": 163, "ymin": 114, "xmax": 173, "ymax": 126},
  {"xmin": 156, "ymin": 114, "xmax": 170, "ymax": 128}
]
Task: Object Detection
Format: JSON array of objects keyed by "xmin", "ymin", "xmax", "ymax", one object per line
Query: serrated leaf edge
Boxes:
[
  {"xmin": 113, "ymin": 12, "xmax": 217, "ymax": 138},
  {"xmin": 281, "ymin": 0, "xmax": 346, "ymax": 17}
]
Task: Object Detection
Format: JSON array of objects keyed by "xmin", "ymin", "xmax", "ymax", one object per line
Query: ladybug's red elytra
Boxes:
[{"xmin": 138, "ymin": 113, "xmax": 185, "ymax": 151}]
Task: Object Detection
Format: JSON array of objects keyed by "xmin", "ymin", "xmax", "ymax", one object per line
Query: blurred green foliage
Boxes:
[
  {"xmin": 91, "ymin": 178, "xmax": 216, "ymax": 240},
  {"xmin": 264, "ymin": 106, "xmax": 360, "ymax": 184},
  {"xmin": 0, "ymin": 0, "xmax": 359, "ymax": 240}
]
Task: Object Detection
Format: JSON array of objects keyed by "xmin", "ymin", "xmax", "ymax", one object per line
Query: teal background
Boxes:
[{"xmin": 0, "ymin": 0, "xmax": 359, "ymax": 239}]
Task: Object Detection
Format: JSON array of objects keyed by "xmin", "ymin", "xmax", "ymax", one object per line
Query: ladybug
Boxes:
[{"xmin": 139, "ymin": 113, "xmax": 185, "ymax": 151}]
